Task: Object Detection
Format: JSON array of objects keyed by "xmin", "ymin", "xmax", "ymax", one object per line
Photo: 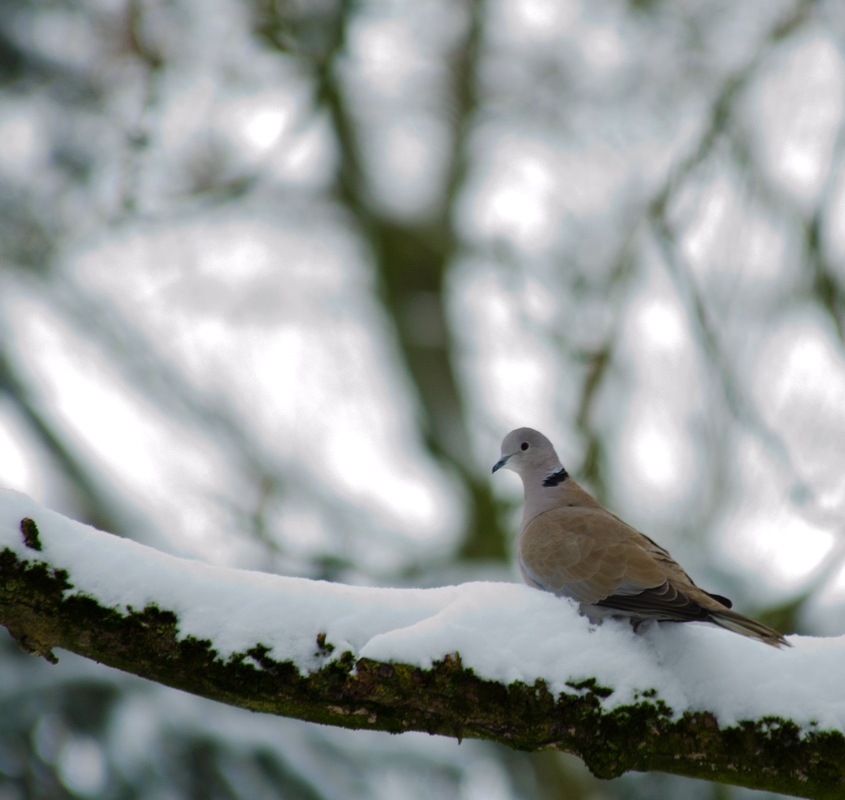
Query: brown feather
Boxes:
[{"xmin": 495, "ymin": 427, "xmax": 790, "ymax": 648}]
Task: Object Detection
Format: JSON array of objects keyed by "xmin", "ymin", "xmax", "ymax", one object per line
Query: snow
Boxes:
[{"xmin": 2, "ymin": 488, "xmax": 842, "ymax": 733}]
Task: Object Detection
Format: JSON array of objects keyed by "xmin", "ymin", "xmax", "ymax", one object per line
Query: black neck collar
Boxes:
[{"xmin": 543, "ymin": 467, "xmax": 569, "ymax": 487}]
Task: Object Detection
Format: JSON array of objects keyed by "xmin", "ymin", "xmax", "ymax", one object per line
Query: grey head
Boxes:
[{"xmin": 492, "ymin": 427, "xmax": 567, "ymax": 484}]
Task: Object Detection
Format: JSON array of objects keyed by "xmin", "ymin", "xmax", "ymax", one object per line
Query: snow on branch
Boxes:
[{"xmin": 0, "ymin": 489, "xmax": 843, "ymax": 798}]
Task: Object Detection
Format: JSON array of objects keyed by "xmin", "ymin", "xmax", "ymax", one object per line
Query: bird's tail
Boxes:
[{"xmin": 708, "ymin": 608, "xmax": 791, "ymax": 648}]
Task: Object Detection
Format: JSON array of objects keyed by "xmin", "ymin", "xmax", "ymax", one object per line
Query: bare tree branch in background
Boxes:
[{"xmin": 254, "ymin": 0, "xmax": 508, "ymax": 561}]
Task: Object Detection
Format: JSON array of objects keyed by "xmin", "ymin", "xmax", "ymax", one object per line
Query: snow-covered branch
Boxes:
[{"xmin": 0, "ymin": 490, "xmax": 843, "ymax": 799}]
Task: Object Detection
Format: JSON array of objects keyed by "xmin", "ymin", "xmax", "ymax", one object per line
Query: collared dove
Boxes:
[{"xmin": 493, "ymin": 427, "xmax": 790, "ymax": 648}]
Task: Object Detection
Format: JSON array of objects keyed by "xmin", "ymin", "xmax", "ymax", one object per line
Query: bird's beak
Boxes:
[{"xmin": 492, "ymin": 454, "xmax": 511, "ymax": 474}]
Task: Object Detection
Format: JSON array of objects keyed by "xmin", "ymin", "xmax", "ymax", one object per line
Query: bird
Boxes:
[{"xmin": 492, "ymin": 427, "xmax": 790, "ymax": 648}]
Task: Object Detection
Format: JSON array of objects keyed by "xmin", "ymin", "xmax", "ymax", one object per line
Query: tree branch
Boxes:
[{"xmin": 0, "ymin": 508, "xmax": 843, "ymax": 799}]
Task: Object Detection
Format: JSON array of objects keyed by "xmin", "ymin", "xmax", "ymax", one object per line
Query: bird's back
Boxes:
[{"xmin": 518, "ymin": 498, "xmax": 732, "ymax": 615}]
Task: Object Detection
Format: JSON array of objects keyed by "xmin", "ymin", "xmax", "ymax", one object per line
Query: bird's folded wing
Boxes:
[{"xmin": 518, "ymin": 507, "xmax": 728, "ymax": 618}]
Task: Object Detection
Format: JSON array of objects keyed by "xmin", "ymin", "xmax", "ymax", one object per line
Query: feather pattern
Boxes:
[{"xmin": 495, "ymin": 427, "xmax": 789, "ymax": 648}]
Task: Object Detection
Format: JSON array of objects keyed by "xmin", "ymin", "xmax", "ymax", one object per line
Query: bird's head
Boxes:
[{"xmin": 492, "ymin": 427, "xmax": 566, "ymax": 483}]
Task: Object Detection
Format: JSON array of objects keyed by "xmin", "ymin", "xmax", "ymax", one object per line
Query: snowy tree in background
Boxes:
[{"xmin": 1, "ymin": 0, "xmax": 844, "ymax": 798}]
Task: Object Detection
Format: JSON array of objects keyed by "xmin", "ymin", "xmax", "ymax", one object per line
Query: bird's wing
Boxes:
[{"xmin": 518, "ymin": 506, "xmax": 729, "ymax": 619}]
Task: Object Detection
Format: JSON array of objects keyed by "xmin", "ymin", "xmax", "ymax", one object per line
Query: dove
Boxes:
[{"xmin": 493, "ymin": 427, "xmax": 790, "ymax": 648}]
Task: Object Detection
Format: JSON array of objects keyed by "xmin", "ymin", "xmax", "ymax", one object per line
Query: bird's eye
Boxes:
[{"xmin": 520, "ymin": 442, "xmax": 529, "ymax": 451}]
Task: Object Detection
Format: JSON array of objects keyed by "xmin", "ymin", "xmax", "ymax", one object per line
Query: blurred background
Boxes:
[{"xmin": 0, "ymin": 0, "xmax": 844, "ymax": 797}]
